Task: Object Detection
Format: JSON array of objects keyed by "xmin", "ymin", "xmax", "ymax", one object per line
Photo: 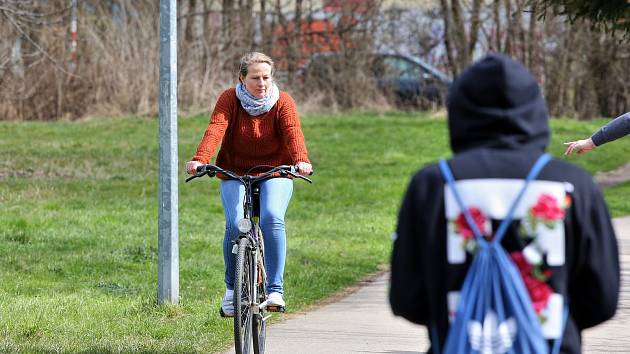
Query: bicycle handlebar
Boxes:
[{"xmin": 185, "ymin": 164, "xmax": 313, "ymax": 184}]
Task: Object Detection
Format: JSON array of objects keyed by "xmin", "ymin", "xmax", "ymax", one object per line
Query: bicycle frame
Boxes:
[{"xmin": 238, "ymin": 175, "xmax": 264, "ymax": 315}]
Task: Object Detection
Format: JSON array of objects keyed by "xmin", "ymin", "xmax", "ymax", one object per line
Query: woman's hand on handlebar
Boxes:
[
  {"xmin": 295, "ymin": 161, "xmax": 313, "ymax": 175},
  {"xmin": 186, "ymin": 160, "xmax": 202, "ymax": 175}
]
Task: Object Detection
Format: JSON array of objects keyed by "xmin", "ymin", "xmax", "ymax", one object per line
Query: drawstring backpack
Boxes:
[{"xmin": 432, "ymin": 153, "xmax": 568, "ymax": 354}]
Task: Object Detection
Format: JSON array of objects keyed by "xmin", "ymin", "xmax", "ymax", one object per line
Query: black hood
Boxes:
[{"xmin": 447, "ymin": 53, "xmax": 550, "ymax": 153}]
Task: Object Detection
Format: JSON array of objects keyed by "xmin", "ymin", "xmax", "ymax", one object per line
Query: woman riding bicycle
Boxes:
[{"xmin": 186, "ymin": 52, "xmax": 312, "ymax": 317}]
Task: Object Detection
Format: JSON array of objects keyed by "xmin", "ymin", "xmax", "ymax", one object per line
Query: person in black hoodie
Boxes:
[{"xmin": 389, "ymin": 54, "xmax": 619, "ymax": 354}]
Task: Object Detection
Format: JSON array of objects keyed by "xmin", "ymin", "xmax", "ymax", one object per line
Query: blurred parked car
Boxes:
[
  {"xmin": 299, "ymin": 52, "xmax": 451, "ymax": 108},
  {"xmin": 372, "ymin": 52, "xmax": 451, "ymax": 106}
]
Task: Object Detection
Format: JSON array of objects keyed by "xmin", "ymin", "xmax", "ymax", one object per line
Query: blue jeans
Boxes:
[{"xmin": 220, "ymin": 178, "xmax": 293, "ymax": 294}]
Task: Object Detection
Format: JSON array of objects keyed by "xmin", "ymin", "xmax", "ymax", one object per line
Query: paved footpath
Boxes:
[
  {"xmin": 222, "ymin": 216, "xmax": 630, "ymax": 354},
  {"xmin": 582, "ymin": 216, "xmax": 630, "ymax": 353}
]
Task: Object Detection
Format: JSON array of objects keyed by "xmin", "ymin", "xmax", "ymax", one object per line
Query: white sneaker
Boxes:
[
  {"xmin": 267, "ymin": 292, "xmax": 285, "ymax": 307},
  {"xmin": 220, "ymin": 289, "xmax": 234, "ymax": 317}
]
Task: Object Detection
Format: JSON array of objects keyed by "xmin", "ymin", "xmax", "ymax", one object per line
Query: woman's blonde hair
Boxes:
[{"xmin": 238, "ymin": 52, "xmax": 275, "ymax": 80}]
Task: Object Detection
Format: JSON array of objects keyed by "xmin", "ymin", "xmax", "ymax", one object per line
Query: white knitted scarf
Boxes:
[{"xmin": 235, "ymin": 82, "xmax": 280, "ymax": 116}]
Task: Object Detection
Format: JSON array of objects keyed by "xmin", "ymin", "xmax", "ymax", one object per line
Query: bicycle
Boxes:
[{"xmin": 186, "ymin": 164, "xmax": 312, "ymax": 354}]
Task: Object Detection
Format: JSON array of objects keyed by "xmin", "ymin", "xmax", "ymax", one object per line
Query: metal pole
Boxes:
[{"xmin": 158, "ymin": 0, "xmax": 178, "ymax": 304}]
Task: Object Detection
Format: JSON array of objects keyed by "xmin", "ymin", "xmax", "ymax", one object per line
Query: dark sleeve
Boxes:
[
  {"xmin": 569, "ymin": 181, "xmax": 620, "ymax": 329},
  {"xmin": 590, "ymin": 112, "xmax": 630, "ymax": 147},
  {"xmin": 389, "ymin": 174, "xmax": 429, "ymax": 325}
]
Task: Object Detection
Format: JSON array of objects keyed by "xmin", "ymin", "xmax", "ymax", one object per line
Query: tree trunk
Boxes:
[
  {"xmin": 504, "ymin": 0, "xmax": 514, "ymax": 55},
  {"xmin": 468, "ymin": 0, "xmax": 482, "ymax": 56},
  {"xmin": 237, "ymin": 0, "xmax": 253, "ymax": 51},
  {"xmin": 440, "ymin": 0, "xmax": 481, "ymax": 76},
  {"xmin": 515, "ymin": 0, "xmax": 527, "ymax": 64},
  {"xmin": 527, "ymin": 4, "xmax": 537, "ymax": 68},
  {"xmin": 222, "ymin": 0, "xmax": 234, "ymax": 51},
  {"xmin": 439, "ymin": 0, "xmax": 458, "ymax": 76},
  {"xmin": 178, "ymin": 0, "xmax": 190, "ymax": 44},
  {"xmin": 286, "ymin": 0, "xmax": 302, "ymax": 85},
  {"xmin": 493, "ymin": 0, "xmax": 502, "ymax": 51},
  {"xmin": 450, "ymin": 0, "xmax": 470, "ymax": 71},
  {"xmin": 259, "ymin": 0, "xmax": 276, "ymax": 54}
]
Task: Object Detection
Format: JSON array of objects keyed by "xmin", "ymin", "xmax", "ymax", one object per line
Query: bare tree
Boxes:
[
  {"xmin": 439, "ymin": 0, "xmax": 483, "ymax": 76},
  {"xmin": 435, "ymin": 0, "xmax": 628, "ymax": 118},
  {"xmin": 1, "ymin": 0, "xmax": 624, "ymax": 120}
]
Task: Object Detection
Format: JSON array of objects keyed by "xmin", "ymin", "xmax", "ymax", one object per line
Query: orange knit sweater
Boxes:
[{"xmin": 192, "ymin": 88, "xmax": 310, "ymax": 176}]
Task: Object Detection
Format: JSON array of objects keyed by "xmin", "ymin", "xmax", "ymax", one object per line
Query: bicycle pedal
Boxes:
[
  {"xmin": 219, "ymin": 308, "xmax": 234, "ymax": 318},
  {"xmin": 266, "ymin": 305, "xmax": 285, "ymax": 313}
]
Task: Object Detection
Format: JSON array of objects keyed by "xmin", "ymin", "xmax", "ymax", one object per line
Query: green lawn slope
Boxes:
[{"xmin": 0, "ymin": 113, "xmax": 628, "ymax": 352}]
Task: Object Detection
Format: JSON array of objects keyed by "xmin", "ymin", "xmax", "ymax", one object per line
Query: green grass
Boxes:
[
  {"xmin": 0, "ymin": 113, "xmax": 628, "ymax": 353},
  {"xmin": 604, "ymin": 181, "xmax": 630, "ymax": 218}
]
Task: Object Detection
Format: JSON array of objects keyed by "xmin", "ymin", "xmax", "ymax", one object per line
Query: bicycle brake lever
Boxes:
[
  {"xmin": 185, "ymin": 175, "xmax": 197, "ymax": 183},
  {"xmin": 186, "ymin": 170, "xmax": 209, "ymax": 183},
  {"xmin": 289, "ymin": 171, "xmax": 312, "ymax": 183}
]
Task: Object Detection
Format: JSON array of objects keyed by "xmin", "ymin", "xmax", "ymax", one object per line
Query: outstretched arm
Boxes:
[
  {"xmin": 564, "ymin": 113, "xmax": 630, "ymax": 156},
  {"xmin": 591, "ymin": 112, "xmax": 630, "ymax": 147}
]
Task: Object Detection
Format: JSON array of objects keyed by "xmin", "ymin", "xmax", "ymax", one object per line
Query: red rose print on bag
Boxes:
[
  {"xmin": 512, "ymin": 193, "xmax": 569, "ymax": 321},
  {"xmin": 510, "ymin": 251, "xmax": 553, "ymax": 317},
  {"xmin": 521, "ymin": 193, "xmax": 568, "ymax": 233},
  {"xmin": 454, "ymin": 207, "xmax": 488, "ymax": 240},
  {"xmin": 453, "ymin": 207, "xmax": 490, "ymax": 253},
  {"xmin": 531, "ymin": 194, "xmax": 565, "ymax": 222}
]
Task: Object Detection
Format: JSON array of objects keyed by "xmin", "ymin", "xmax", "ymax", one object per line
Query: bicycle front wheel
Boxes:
[
  {"xmin": 234, "ymin": 236, "xmax": 254, "ymax": 354},
  {"xmin": 252, "ymin": 224, "xmax": 267, "ymax": 354}
]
